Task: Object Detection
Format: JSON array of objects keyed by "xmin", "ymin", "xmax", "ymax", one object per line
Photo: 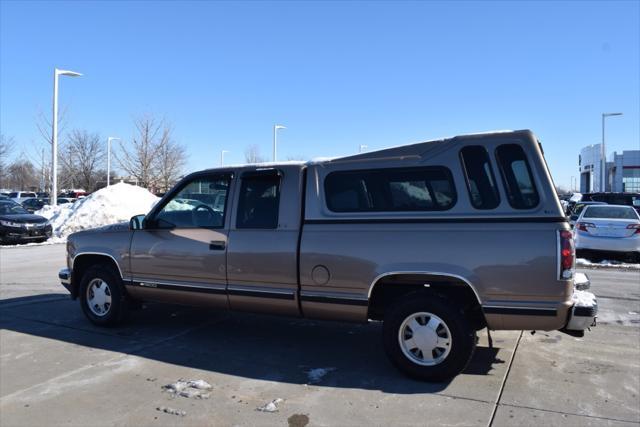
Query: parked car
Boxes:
[
  {"xmin": 574, "ymin": 205, "xmax": 640, "ymax": 262},
  {"xmin": 0, "ymin": 200, "xmax": 52, "ymax": 244},
  {"xmin": 58, "ymin": 129, "xmax": 596, "ymax": 381},
  {"xmin": 568, "ymin": 201, "xmax": 607, "ymax": 227},
  {"xmin": 21, "ymin": 197, "xmax": 49, "ymax": 213},
  {"xmin": 582, "ymin": 192, "xmax": 640, "ymax": 214},
  {"xmin": 8, "ymin": 191, "xmax": 38, "ymax": 204}
]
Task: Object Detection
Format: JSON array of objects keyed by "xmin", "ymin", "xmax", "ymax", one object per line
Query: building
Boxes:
[{"xmin": 579, "ymin": 144, "xmax": 640, "ymax": 193}]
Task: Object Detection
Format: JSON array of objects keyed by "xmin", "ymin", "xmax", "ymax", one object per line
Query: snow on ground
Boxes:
[
  {"xmin": 36, "ymin": 182, "xmax": 159, "ymax": 241},
  {"xmin": 306, "ymin": 367, "xmax": 336, "ymax": 384},
  {"xmin": 577, "ymin": 258, "xmax": 640, "ymax": 270}
]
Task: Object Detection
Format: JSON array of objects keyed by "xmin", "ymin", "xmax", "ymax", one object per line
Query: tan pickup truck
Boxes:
[{"xmin": 59, "ymin": 130, "xmax": 596, "ymax": 381}]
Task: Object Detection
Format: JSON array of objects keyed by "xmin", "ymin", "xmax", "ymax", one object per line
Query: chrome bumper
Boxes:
[
  {"xmin": 562, "ymin": 288, "xmax": 597, "ymax": 337},
  {"xmin": 59, "ymin": 268, "xmax": 73, "ymax": 295}
]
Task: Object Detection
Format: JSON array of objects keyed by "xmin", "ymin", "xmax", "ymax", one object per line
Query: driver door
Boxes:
[{"xmin": 127, "ymin": 173, "xmax": 233, "ymax": 309}]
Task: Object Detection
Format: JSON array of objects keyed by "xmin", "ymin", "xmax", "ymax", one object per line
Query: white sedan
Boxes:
[{"xmin": 574, "ymin": 205, "xmax": 640, "ymax": 262}]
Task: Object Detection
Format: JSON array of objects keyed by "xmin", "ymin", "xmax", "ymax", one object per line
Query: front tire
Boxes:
[
  {"xmin": 383, "ymin": 292, "xmax": 476, "ymax": 382},
  {"xmin": 79, "ymin": 265, "xmax": 128, "ymax": 327}
]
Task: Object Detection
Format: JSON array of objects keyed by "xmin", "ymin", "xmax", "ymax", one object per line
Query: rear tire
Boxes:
[
  {"xmin": 383, "ymin": 292, "xmax": 476, "ymax": 382},
  {"xmin": 79, "ymin": 264, "xmax": 128, "ymax": 327}
]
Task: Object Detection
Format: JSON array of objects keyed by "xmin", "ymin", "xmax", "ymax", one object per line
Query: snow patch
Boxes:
[
  {"xmin": 577, "ymin": 258, "xmax": 640, "ymax": 270},
  {"xmin": 257, "ymin": 398, "xmax": 284, "ymax": 413},
  {"xmin": 162, "ymin": 379, "xmax": 212, "ymax": 399},
  {"xmin": 306, "ymin": 367, "xmax": 336, "ymax": 384},
  {"xmin": 571, "ymin": 290, "xmax": 596, "ymax": 307},
  {"xmin": 36, "ymin": 182, "xmax": 159, "ymax": 240}
]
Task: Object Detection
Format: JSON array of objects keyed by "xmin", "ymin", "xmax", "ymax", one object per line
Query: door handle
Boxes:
[{"xmin": 209, "ymin": 240, "xmax": 226, "ymax": 250}]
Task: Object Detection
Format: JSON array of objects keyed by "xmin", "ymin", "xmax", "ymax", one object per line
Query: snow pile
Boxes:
[
  {"xmin": 577, "ymin": 258, "xmax": 640, "ymax": 270},
  {"xmin": 36, "ymin": 182, "xmax": 159, "ymax": 240}
]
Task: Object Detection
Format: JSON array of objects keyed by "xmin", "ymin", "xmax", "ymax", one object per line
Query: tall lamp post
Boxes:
[
  {"xmin": 601, "ymin": 112, "xmax": 623, "ymax": 192},
  {"xmin": 52, "ymin": 68, "xmax": 82, "ymax": 205},
  {"xmin": 273, "ymin": 124, "xmax": 286, "ymax": 162},
  {"xmin": 107, "ymin": 137, "xmax": 120, "ymax": 186},
  {"xmin": 220, "ymin": 150, "xmax": 229, "ymax": 166}
]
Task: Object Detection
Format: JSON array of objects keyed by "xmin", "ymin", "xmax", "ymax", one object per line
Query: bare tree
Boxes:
[
  {"xmin": 7, "ymin": 159, "xmax": 37, "ymax": 190},
  {"xmin": 156, "ymin": 127, "xmax": 187, "ymax": 192},
  {"xmin": 244, "ymin": 144, "xmax": 267, "ymax": 163},
  {"xmin": 116, "ymin": 115, "xmax": 186, "ymax": 191},
  {"xmin": 0, "ymin": 134, "xmax": 15, "ymax": 188},
  {"xmin": 64, "ymin": 130, "xmax": 106, "ymax": 191}
]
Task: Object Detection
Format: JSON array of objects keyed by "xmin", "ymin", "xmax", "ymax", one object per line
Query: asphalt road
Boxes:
[{"xmin": 1, "ymin": 244, "xmax": 639, "ymax": 426}]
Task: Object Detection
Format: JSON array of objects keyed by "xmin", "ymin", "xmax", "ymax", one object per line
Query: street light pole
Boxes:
[
  {"xmin": 273, "ymin": 124, "xmax": 286, "ymax": 162},
  {"xmin": 52, "ymin": 68, "xmax": 82, "ymax": 205},
  {"xmin": 221, "ymin": 150, "xmax": 229, "ymax": 166},
  {"xmin": 601, "ymin": 112, "xmax": 623, "ymax": 192},
  {"xmin": 107, "ymin": 137, "xmax": 120, "ymax": 186}
]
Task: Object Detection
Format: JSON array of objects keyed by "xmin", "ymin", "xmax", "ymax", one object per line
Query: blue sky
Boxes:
[{"xmin": 1, "ymin": 0, "xmax": 638, "ymax": 188}]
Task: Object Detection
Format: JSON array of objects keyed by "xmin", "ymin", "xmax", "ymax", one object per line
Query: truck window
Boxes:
[
  {"xmin": 236, "ymin": 173, "xmax": 281, "ymax": 229},
  {"xmin": 495, "ymin": 144, "xmax": 539, "ymax": 209},
  {"xmin": 460, "ymin": 146, "xmax": 500, "ymax": 209},
  {"xmin": 154, "ymin": 175, "xmax": 230, "ymax": 228},
  {"xmin": 325, "ymin": 167, "xmax": 456, "ymax": 212}
]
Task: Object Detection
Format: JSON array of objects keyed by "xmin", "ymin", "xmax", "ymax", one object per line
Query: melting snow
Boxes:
[
  {"xmin": 257, "ymin": 398, "xmax": 284, "ymax": 413},
  {"xmin": 162, "ymin": 379, "xmax": 212, "ymax": 399}
]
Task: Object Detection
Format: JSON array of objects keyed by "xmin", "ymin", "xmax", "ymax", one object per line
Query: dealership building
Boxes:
[{"xmin": 579, "ymin": 144, "xmax": 640, "ymax": 193}]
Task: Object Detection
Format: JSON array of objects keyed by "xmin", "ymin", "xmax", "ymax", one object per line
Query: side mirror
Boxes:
[{"xmin": 129, "ymin": 214, "xmax": 146, "ymax": 230}]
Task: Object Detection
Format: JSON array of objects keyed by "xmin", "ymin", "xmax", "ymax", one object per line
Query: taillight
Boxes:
[
  {"xmin": 626, "ymin": 224, "xmax": 640, "ymax": 235},
  {"xmin": 577, "ymin": 222, "xmax": 595, "ymax": 232},
  {"xmin": 559, "ymin": 230, "xmax": 575, "ymax": 280}
]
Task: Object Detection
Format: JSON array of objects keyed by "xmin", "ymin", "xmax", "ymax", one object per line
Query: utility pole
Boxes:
[{"xmin": 51, "ymin": 68, "xmax": 82, "ymax": 205}]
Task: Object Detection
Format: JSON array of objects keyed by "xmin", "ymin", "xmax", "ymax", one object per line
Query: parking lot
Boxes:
[{"xmin": 1, "ymin": 244, "xmax": 639, "ymax": 426}]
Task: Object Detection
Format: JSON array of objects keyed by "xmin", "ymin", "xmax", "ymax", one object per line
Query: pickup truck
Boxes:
[{"xmin": 59, "ymin": 130, "xmax": 597, "ymax": 381}]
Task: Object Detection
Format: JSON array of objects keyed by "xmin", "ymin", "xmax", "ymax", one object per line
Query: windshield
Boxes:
[
  {"xmin": 0, "ymin": 202, "xmax": 29, "ymax": 215},
  {"xmin": 583, "ymin": 206, "xmax": 639, "ymax": 220}
]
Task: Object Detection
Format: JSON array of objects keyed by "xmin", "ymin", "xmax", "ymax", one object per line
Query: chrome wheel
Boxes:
[
  {"xmin": 86, "ymin": 278, "xmax": 112, "ymax": 317},
  {"xmin": 398, "ymin": 312, "xmax": 452, "ymax": 366}
]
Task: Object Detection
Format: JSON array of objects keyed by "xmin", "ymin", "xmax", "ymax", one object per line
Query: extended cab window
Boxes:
[
  {"xmin": 153, "ymin": 175, "xmax": 230, "ymax": 228},
  {"xmin": 495, "ymin": 144, "xmax": 539, "ymax": 209},
  {"xmin": 325, "ymin": 167, "xmax": 456, "ymax": 212},
  {"xmin": 236, "ymin": 172, "xmax": 281, "ymax": 229},
  {"xmin": 460, "ymin": 145, "xmax": 500, "ymax": 209}
]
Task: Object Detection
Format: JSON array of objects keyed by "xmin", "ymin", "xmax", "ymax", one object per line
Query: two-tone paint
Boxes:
[{"xmin": 63, "ymin": 130, "xmax": 575, "ymax": 332}]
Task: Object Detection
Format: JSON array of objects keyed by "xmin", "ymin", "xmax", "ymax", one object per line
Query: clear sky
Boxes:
[{"xmin": 1, "ymin": 0, "xmax": 638, "ymax": 189}]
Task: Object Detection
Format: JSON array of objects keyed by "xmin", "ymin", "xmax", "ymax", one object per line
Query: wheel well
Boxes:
[
  {"xmin": 368, "ymin": 274, "xmax": 486, "ymax": 330},
  {"xmin": 71, "ymin": 254, "xmax": 122, "ymax": 298}
]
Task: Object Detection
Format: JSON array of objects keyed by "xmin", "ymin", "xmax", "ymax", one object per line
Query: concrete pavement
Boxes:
[{"xmin": 1, "ymin": 244, "xmax": 638, "ymax": 426}]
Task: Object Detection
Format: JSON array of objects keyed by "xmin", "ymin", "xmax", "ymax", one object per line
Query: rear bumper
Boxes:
[
  {"xmin": 575, "ymin": 232, "xmax": 640, "ymax": 253},
  {"xmin": 560, "ymin": 289, "xmax": 597, "ymax": 337}
]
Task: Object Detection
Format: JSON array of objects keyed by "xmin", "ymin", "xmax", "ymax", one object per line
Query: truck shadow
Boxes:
[{"xmin": 0, "ymin": 294, "xmax": 505, "ymax": 394}]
